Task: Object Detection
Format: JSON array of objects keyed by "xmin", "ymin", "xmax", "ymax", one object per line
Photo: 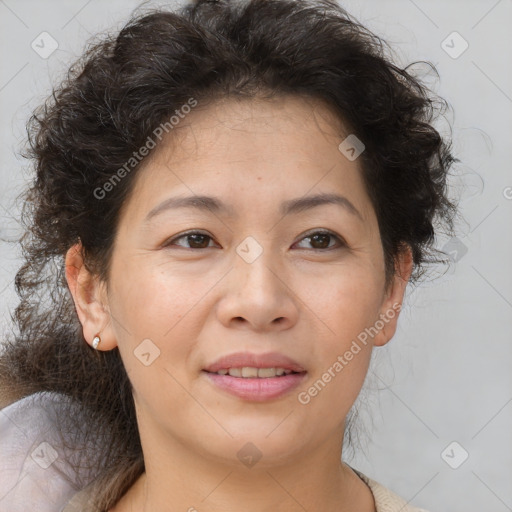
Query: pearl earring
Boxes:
[{"xmin": 92, "ymin": 335, "xmax": 101, "ymax": 350}]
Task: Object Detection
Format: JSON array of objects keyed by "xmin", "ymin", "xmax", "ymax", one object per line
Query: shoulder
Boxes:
[
  {"xmin": 350, "ymin": 466, "xmax": 431, "ymax": 512},
  {"xmin": 0, "ymin": 392, "xmax": 100, "ymax": 511}
]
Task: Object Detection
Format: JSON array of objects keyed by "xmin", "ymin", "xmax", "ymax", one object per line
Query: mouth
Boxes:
[
  {"xmin": 201, "ymin": 367, "xmax": 308, "ymax": 402},
  {"xmin": 201, "ymin": 351, "xmax": 307, "ymax": 401},
  {"xmin": 203, "ymin": 367, "xmax": 304, "ymax": 378}
]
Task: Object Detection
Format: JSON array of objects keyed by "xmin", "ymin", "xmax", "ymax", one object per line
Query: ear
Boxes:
[
  {"xmin": 64, "ymin": 242, "xmax": 118, "ymax": 351},
  {"xmin": 372, "ymin": 244, "xmax": 414, "ymax": 348}
]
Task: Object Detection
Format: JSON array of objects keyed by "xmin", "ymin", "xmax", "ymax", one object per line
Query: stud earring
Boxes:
[{"xmin": 92, "ymin": 334, "xmax": 101, "ymax": 350}]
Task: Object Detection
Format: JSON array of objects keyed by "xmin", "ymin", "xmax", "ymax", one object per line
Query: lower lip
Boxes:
[{"xmin": 202, "ymin": 371, "xmax": 307, "ymax": 402}]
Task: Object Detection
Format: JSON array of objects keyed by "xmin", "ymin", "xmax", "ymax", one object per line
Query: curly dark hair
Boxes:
[{"xmin": 0, "ymin": 0, "xmax": 459, "ymax": 509}]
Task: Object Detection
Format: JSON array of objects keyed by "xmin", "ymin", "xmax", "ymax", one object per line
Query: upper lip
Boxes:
[{"xmin": 203, "ymin": 352, "xmax": 306, "ymax": 373}]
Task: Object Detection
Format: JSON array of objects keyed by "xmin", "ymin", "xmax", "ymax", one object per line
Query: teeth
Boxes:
[
  {"xmin": 241, "ymin": 367, "xmax": 258, "ymax": 378},
  {"xmin": 216, "ymin": 367, "xmax": 294, "ymax": 378}
]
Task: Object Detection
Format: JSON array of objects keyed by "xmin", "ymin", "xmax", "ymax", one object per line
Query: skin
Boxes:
[{"xmin": 65, "ymin": 94, "xmax": 413, "ymax": 512}]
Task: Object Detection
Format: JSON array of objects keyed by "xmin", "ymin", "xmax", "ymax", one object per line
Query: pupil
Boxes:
[
  {"xmin": 189, "ymin": 234, "xmax": 208, "ymax": 248},
  {"xmin": 311, "ymin": 234, "xmax": 329, "ymax": 249}
]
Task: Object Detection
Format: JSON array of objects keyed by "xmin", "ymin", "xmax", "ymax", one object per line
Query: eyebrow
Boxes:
[{"xmin": 143, "ymin": 192, "xmax": 363, "ymax": 223}]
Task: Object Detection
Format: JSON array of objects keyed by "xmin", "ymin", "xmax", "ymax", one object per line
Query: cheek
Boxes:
[
  {"xmin": 111, "ymin": 258, "xmax": 205, "ymax": 337},
  {"xmin": 109, "ymin": 261, "xmax": 205, "ymax": 381},
  {"xmin": 297, "ymin": 318, "xmax": 374, "ymax": 425},
  {"xmin": 295, "ymin": 268, "xmax": 381, "ymax": 408},
  {"xmin": 305, "ymin": 262, "xmax": 384, "ymax": 346}
]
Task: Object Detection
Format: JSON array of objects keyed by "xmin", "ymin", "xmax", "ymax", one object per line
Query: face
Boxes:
[{"xmin": 67, "ymin": 94, "xmax": 411, "ymax": 470}]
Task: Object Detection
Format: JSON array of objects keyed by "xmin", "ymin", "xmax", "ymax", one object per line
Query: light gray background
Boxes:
[{"xmin": 0, "ymin": 1, "xmax": 511, "ymax": 511}]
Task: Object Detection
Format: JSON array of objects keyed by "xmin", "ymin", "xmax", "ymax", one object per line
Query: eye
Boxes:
[
  {"xmin": 162, "ymin": 229, "xmax": 346, "ymax": 251},
  {"xmin": 163, "ymin": 231, "xmax": 217, "ymax": 250},
  {"xmin": 293, "ymin": 230, "xmax": 346, "ymax": 251}
]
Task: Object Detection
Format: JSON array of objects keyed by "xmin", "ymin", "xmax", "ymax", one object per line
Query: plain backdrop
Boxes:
[{"xmin": 0, "ymin": 1, "xmax": 511, "ymax": 511}]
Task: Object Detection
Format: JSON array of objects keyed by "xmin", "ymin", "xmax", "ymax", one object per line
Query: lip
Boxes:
[
  {"xmin": 203, "ymin": 372, "xmax": 307, "ymax": 402},
  {"xmin": 202, "ymin": 351, "xmax": 306, "ymax": 373},
  {"xmin": 202, "ymin": 351, "xmax": 307, "ymax": 402}
]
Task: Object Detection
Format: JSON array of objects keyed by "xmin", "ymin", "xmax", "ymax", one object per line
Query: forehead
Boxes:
[
  {"xmin": 172, "ymin": 93, "xmax": 349, "ymax": 150},
  {"xmin": 120, "ymin": 94, "xmax": 374, "ymax": 224},
  {"xmin": 141, "ymin": 93, "xmax": 351, "ymax": 171}
]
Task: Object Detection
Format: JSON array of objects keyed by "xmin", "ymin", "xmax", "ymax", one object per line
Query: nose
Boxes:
[{"xmin": 216, "ymin": 247, "xmax": 299, "ymax": 333}]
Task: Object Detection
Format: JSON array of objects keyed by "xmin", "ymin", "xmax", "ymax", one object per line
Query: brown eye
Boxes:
[
  {"xmin": 294, "ymin": 230, "xmax": 346, "ymax": 251},
  {"xmin": 164, "ymin": 231, "xmax": 216, "ymax": 250},
  {"xmin": 163, "ymin": 229, "xmax": 346, "ymax": 251}
]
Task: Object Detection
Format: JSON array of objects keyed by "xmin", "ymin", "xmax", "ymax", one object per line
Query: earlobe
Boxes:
[
  {"xmin": 64, "ymin": 242, "xmax": 117, "ymax": 351},
  {"xmin": 372, "ymin": 245, "xmax": 414, "ymax": 347}
]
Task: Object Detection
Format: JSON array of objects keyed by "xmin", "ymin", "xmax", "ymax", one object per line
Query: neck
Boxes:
[{"xmin": 111, "ymin": 426, "xmax": 375, "ymax": 512}]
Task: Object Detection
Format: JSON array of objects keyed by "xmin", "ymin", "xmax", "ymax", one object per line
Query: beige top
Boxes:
[{"xmin": 351, "ymin": 468, "xmax": 430, "ymax": 512}]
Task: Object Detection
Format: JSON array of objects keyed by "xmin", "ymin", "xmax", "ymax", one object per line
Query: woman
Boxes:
[{"xmin": 0, "ymin": 0, "xmax": 458, "ymax": 510}]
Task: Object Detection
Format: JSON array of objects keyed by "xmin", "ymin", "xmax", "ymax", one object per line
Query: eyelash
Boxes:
[{"xmin": 162, "ymin": 229, "xmax": 347, "ymax": 252}]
